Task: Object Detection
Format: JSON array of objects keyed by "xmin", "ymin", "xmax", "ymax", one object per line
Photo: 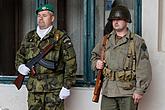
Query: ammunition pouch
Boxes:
[
  {"xmin": 103, "ymin": 67, "xmax": 135, "ymax": 81},
  {"xmin": 118, "ymin": 81, "xmax": 135, "ymax": 90}
]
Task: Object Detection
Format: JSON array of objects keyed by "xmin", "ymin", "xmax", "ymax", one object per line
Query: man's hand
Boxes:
[
  {"xmin": 132, "ymin": 93, "xmax": 143, "ymax": 104},
  {"xmin": 59, "ymin": 87, "xmax": 70, "ymax": 100},
  {"xmin": 18, "ymin": 64, "xmax": 30, "ymax": 76},
  {"xmin": 96, "ymin": 60, "xmax": 104, "ymax": 69}
]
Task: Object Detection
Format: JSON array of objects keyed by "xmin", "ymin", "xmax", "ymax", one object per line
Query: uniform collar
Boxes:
[
  {"xmin": 106, "ymin": 29, "xmax": 131, "ymax": 48},
  {"xmin": 37, "ymin": 26, "xmax": 57, "ymax": 40}
]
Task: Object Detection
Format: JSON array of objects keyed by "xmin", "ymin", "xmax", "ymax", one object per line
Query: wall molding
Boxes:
[{"xmin": 158, "ymin": 0, "xmax": 165, "ymax": 52}]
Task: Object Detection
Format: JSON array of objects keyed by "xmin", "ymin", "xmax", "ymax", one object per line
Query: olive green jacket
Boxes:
[
  {"xmin": 91, "ymin": 30, "xmax": 152, "ymax": 97},
  {"xmin": 15, "ymin": 27, "xmax": 77, "ymax": 92}
]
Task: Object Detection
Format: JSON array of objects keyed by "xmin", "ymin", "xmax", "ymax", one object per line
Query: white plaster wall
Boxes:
[
  {"xmin": 138, "ymin": 0, "xmax": 165, "ymax": 110},
  {"xmin": 0, "ymin": 85, "xmax": 100, "ymax": 110},
  {"xmin": 0, "ymin": 84, "xmax": 28, "ymax": 110},
  {"xmin": 64, "ymin": 87, "xmax": 101, "ymax": 110}
]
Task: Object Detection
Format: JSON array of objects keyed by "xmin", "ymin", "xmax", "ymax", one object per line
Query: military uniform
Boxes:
[
  {"xmin": 91, "ymin": 4, "xmax": 152, "ymax": 110},
  {"xmin": 91, "ymin": 30, "xmax": 152, "ymax": 110},
  {"xmin": 15, "ymin": 27, "xmax": 77, "ymax": 110},
  {"xmin": 91, "ymin": 29, "xmax": 151, "ymax": 96}
]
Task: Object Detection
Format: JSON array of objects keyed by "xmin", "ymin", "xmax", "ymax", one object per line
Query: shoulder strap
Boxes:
[
  {"xmin": 38, "ymin": 30, "xmax": 65, "ymax": 69},
  {"xmin": 100, "ymin": 34, "xmax": 109, "ymax": 61},
  {"xmin": 124, "ymin": 33, "xmax": 136, "ymax": 72}
]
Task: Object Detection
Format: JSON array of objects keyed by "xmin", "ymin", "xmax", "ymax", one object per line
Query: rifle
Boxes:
[
  {"xmin": 14, "ymin": 38, "xmax": 58, "ymax": 90},
  {"xmin": 92, "ymin": 35, "xmax": 108, "ymax": 103}
]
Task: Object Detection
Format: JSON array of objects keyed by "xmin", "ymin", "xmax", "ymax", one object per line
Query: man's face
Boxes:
[
  {"xmin": 112, "ymin": 19, "xmax": 127, "ymax": 32},
  {"xmin": 37, "ymin": 10, "xmax": 55, "ymax": 29}
]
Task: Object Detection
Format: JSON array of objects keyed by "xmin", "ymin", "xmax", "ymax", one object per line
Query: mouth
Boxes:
[
  {"xmin": 114, "ymin": 24, "xmax": 119, "ymax": 27},
  {"xmin": 38, "ymin": 22, "xmax": 45, "ymax": 25}
]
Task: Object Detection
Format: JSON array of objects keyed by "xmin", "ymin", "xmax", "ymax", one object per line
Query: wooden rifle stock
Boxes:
[
  {"xmin": 14, "ymin": 74, "xmax": 25, "ymax": 90},
  {"xmin": 14, "ymin": 67, "xmax": 36, "ymax": 90},
  {"xmin": 92, "ymin": 69, "xmax": 104, "ymax": 102},
  {"xmin": 92, "ymin": 35, "xmax": 108, "ymax": 103}
]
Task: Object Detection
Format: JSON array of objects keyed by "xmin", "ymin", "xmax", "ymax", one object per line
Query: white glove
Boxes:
[
  {"xmin": 59, "ymin": 87, "xmax": 70, "ymax": 100},
  {"xmin": 18, "ymin": 64, "xmax": 30, "ymax": 76}
]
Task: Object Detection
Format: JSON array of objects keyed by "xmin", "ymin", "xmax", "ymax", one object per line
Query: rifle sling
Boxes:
[{"xmin": 37, "ymin": 33, "xmax": 66, "ymax": 69}]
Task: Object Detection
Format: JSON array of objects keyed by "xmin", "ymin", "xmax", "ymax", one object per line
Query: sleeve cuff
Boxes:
[{"xmin": 134, "ymin": 88, "xmax": 145, "ymax": 94}]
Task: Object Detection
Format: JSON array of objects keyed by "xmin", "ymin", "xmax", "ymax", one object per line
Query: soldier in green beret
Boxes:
[
  {"xmin": 15, "ymin": 3, "xmax": 77, "ymax": 110},
  {"xmin": 91, "ymin": 5, "xmax": 152, "ymax": 110}
]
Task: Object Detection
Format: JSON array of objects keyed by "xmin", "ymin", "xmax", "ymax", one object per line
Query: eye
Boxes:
[{"xmin": 43, "ymin": 14, "xmax": 47, "ymax": 17}]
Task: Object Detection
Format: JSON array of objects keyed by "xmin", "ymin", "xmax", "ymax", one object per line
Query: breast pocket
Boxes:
[{"xmin": 26, "ymin": 43, "xmax": 40, "ymax": 59}]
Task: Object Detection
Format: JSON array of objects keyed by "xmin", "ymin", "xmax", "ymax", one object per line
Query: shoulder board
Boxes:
[{"xmin": 62, "ymin": 34, "xmax": 71, "ymax": 44}]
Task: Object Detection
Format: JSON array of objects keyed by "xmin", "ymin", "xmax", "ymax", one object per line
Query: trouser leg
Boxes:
[
  {"xmin": 101, "ymin": 95, "xmax": 119, "ymax": 110},
  {"xmin": 45, "ymin": 92, "xmax": 64, "ymax": 110},
  {"xmin": 28, "ymin": 92, "xmax": 64, "ymax": 110},
  {"xmin": 28, "ymin": 92, "xmax": 45, "ymax": 110},
  {"xmin": 118, "ymin": 97, "xmax": 138, "ymax": 110},
  {"xmin": 101, "ymin": 95, "xmax": 138, "ymax": 110}
]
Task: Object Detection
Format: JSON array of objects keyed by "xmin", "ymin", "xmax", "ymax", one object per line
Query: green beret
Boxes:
[{"xmin": 36, "ymin": 4, "xmax": 54, "ymax": 14}]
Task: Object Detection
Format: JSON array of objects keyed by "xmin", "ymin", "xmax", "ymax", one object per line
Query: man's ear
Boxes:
[{"xmin": 52, "ymin": 15, "xmax": 55, "ymax": 22}]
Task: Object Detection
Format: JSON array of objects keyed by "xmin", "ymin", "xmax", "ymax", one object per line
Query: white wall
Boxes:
[
  {"xmin": 64, "ymin": 87, "xmax": 101, "ymax": 110},
  {"xmin": 0, "ymin": 84, "xmax": 28, "ymax": 110},
  {"xmin": 138, "ymin": 0, "xmax": 165, "ymax": 110},
  {"xmin": 0, "ymin": 85, "xmax": 100, "ymax": 110}
]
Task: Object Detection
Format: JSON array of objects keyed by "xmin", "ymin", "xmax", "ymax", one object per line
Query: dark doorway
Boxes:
[
  {"xmin": 57, "ymin": 0, "xmax": 66, "ymax": 31},
  {"xmin": 0, "ymin": 0, "xmax": 22, "ymax": 75}
]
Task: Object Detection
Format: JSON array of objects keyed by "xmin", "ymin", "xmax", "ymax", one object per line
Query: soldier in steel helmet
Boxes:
[
  {"xmin": 91, "ymin": 5, "xmax": 152, "ymax": 110},
  {"xmin": 15, "ymin": 3, "xmax": 77, "ymax": 110},
  {"xmin": 104, "ymin": 0, "xmax": 123, "ymax": 35}
]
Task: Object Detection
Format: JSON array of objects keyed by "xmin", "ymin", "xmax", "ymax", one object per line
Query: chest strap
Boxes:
[
  {"xmin": 124, "ymin": 33, "xmax": 136, "ymax": 72},
  {"xmin": 103, "ymin": 33, "xmax": 136, "ymax": 81}
]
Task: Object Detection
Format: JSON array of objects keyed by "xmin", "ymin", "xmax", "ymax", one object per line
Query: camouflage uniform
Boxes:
[
  {"xmin": 15, "ymin": 26, "xmax": 77, "ymax": 110},
  {"xmin": 91, "ymin": 30, "xmax": 152, "ymax": 110}
]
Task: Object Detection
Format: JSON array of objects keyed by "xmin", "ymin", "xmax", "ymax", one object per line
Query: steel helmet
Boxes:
[{"xmin": 108, "ymin": 5, "xmax": 132, "ymax": 23}]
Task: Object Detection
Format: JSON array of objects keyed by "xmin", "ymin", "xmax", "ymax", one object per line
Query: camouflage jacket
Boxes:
[
  {"xmin": 91, "ymin": 30, "xmax": 152, "ymax": 97},
  {"xmin": 15, "ymin": 27, "xmax": 77, "ymax": 92}
]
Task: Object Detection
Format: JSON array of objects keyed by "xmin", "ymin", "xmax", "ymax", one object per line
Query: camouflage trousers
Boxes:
[
  {"xmin": 101, "ymin": 95, "xmax": 138, "ymax": 110},
  {"xmin": 28, "ymin": 92, "xmax": 64, "ymax": 110}
]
